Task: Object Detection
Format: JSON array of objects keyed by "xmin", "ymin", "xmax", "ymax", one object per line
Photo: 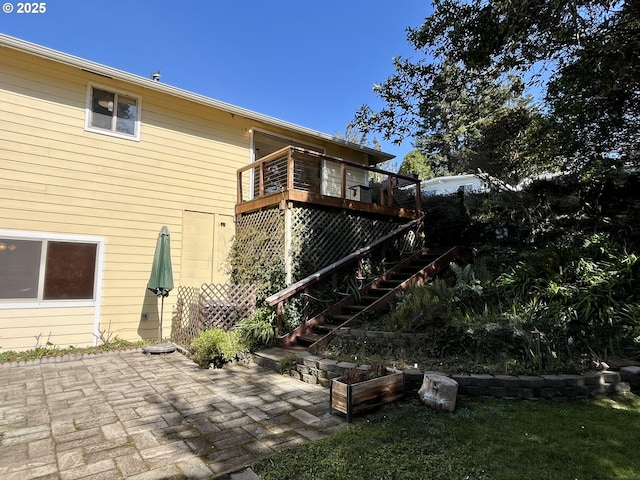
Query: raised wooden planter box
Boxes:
[{"xmin": 330, "ymin": 371, "xmax": 404, "ymax": 422}]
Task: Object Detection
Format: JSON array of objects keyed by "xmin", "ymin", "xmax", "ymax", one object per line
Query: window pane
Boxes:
[
  {"xmin": 91, "ymin": 88, "xmax": 114, "ymax": 130},
  {"xmin": 116, "ymin": 95, "xmax": 136, "ymax": 135},
  {"xmin": 43, "ymin": 242, "xmax": 97, "ymax": 300},
  {"xmin": 0, "ymin": 239, "xmax": 42, "ymax": 299}
]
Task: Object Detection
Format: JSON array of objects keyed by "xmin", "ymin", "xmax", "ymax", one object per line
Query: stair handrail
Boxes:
[{"xmin": 266, "ymin": 216, "xmax": 425, "ymax": 333}]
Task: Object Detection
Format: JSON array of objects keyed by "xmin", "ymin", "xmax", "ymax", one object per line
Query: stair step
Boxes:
[
  {"xmin": 368, "ymin": 287, "xmax": 395, "ymax": 294},
  {"xmin": 297, "ymin": 333, "xmax": 324, "ymax": 345},
  {"xmin": 361, "ymin": 291, "xmax": 393, "ymax": 302},
  {"xmin": 398, "ymin": 268, "xmax": 421, "ymax": 275},
  {"xmin": 343, "ymin": 304, "xmax": 368, "ymax": 312},
  {"xmin": 414, "ymin": 256, "xmax": 438, "ymax": 266},
  {"xmin": 284, "ymin": 246, "xmax": 461, "ymax": 349},
  {"xmin": 389, "ymin": 273, "xmax": 410, "ymax": 280},
  {"xmin": 359, "ymin": 296, "xmax": 382, "ymax": 303},
  {"xmin": 330, "ymin": 314, "xmax": 353, "ymax": 322},
  {"xmin": 316, "ymin": 324, "xmax": 339, "ymax": 333},
  {"xmin": 410, "ymin": 258, "xmax": 436, "ymax": 265}
]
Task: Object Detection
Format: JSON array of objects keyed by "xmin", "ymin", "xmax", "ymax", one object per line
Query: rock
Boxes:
[
  {"xmin": 620, "ymin": 366, "xmax": 640, "ymax": 390},
  {"xmin": 418, "ymin": 373, "xmax": 458, "ymax": 412},
  {"xmin": 605, "ymin": 357, "xmax": 640, "ymax": 370}
]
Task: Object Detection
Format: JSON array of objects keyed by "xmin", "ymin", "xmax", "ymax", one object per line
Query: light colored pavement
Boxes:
[{"xmin": 0, "ymin": 350, "xmax": 348, "ymax": 479}]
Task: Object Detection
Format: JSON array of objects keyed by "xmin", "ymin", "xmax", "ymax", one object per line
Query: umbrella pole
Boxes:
[
  {"xmin": 158, "ymin": 296, "xmax": 164, "ymax": 344},
  {"xmin": 143, "ymin": 294, "xmax": 175, "ymax": 354}
]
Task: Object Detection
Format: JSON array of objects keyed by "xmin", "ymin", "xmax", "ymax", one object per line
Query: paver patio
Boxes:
[{"xmin": 0, "ymin": 351, "xmax": 348, "ymax": 479}]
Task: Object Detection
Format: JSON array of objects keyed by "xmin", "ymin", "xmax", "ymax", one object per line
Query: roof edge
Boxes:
[{"xmin": 0, "ymin": 34, "xmax": 394, "ymax": 162}]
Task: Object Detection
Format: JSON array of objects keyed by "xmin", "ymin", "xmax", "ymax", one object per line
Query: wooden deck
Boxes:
[{"xmin": 236, "ymin": 146, "xmax": 422, "ymax": 219}]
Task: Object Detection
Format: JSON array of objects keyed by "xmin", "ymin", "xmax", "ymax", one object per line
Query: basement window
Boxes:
[
  {"xmin": 85, "ymin": 84, "xmax": 141, "ymax": 140},
  {"xmin": 0, "ymin": 233, "xmax": 102, "ymax": 304}
]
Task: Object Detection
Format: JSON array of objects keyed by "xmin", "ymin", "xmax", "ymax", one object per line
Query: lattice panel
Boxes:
[
  {"xmin": 199, "ymin": 283, "xmax": 258, "ymax": 331},
  {"xmin": 234, "ymin": 208, "xmax": 285, "ymax": 261},
  {"xmin": 170, "ymin": 283, "xmax": 258, "ymax": 348},
  {"xmin": 170, "ymin": 286, "xmax": 201, "ymax": 347},
  {"xmin": 289, "ymin": 207, "xmax": 403, "ymax": 279}
]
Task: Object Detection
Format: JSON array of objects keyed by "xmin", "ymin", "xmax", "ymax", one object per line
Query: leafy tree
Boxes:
[
  {"xmin": 353, "ymin": 0, "xmax": 639, "ymax": 181},
  {"xmin": 469, "ymin": 105, "xmax": 553, "ymax": 184},
  {"xmin": 353, "ymin": 43, "xmax": 540, "ymax": 181},
  {"xmin": 334, "ymin": 125, "xmax": 382, "ymax": 151},
  {"xmin": 398, "ymin": 150, "xmax": 434, "ymax": 180},
  {"xmin": 544, "ymin": 2, "xmax": 640, "ymax": 168}
]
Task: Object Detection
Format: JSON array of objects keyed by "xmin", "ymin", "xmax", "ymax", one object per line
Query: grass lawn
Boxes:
[{"xmin": 253, "ymin": 394, "xmax": 640, "ymax": 480}]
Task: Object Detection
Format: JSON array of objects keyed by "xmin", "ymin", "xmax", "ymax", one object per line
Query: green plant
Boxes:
[
  {"xmin": 0, "ymin": 337, "xmax": 149, "ymax": 363},
  {"xmin": 339, "ymin": 273, "xmax": 362, "ymax": 303},
  {"xmin": 190, "ymin": 328, "xmax": 245, "ymax": 368},
  {"xmin": 30, "ymin": 332, "xmax": 61, "ymax": 358},
  {"xmin": 279, "ymin": 354, "xmax": 297, "ymax": 375},
  {"xmin": 234, "ymin": 306, "xmax": 277, "ymax": 351},
  {"xmin": 389, "ymin": 280, "xmax": 454, "ymax": 332},
  {"xmin": 228, "ymin": 221, "xmax": 286, "ymax": 303},
  {"xmin": 497, "ymin": 232, "xmax": 640, "ymax": 362},
  {"xmin": 0, "ymin": 350, "xmax": 19, "ymax": 362},
  {"xmin": 450, "ymin": 262, "xmax": 483, "ymax": 296}
]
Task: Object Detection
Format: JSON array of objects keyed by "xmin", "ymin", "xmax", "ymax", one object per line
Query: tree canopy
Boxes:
[
  {"xmin": 398, "ymin": 150, "xmax": 434, "ymax": 180},
  {"xmin": 353, "ymin": 0, "xmax": 639, "ymax": 182}
]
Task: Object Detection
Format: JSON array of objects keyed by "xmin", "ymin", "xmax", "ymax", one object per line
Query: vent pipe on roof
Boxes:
[{"xmin": 150, "ymin": 70, "xmax": 161, "ymax": 82}]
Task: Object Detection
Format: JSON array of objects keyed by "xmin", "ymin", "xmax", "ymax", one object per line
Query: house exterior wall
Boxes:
[
  {"xmin": 0, "ymin": 37, "xmax": 396, "ymax": 353},
  {"xmin": 0, "ymin": 47, "xmax": 251, "ymax": 351},
  {"xmin": 421, "ymin": 174, "xmax": 487, "ymax": 196},
  {"xmin": 321, "ymin": 162, "xmax": 368, "ymax": 198},
  {"xmin": 322, "ymin": 143, "xmax": 373, "ymax": 197}
]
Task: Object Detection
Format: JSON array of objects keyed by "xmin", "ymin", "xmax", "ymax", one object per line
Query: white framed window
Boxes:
[
  {"xmin": 85, "ymin": 84, "xmax": 141, "ymax": 140},
  {"xmin": 0, "ymin": 231, "xmax": 104, "ymax": 306}
]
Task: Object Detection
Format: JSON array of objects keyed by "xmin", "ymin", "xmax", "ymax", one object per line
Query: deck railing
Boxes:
[{"xmin": 236, "ymin": 146, "xmax": 422, "ymax": 218}]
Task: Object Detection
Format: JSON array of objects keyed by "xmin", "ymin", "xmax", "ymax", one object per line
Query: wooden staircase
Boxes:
[{"xmin": 278, "ymin": 246, "xmax": 463, "ymax": 349}]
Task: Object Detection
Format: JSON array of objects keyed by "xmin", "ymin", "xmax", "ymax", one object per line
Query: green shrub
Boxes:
[
  {"xmin": 497, "ymin": 232, "xmax": 640, "ymax": 362},
  {"xmin": 190, "ymin": 328, "xmax": 245, "ymax": 368},
  {"xmin": 389, "ymin": 280, "xmax": 454, "ymax": 332},
  {"xmin": 279, "ymin": 354, "xmax": 297, "ymax": 375},
  {"xmin": 234, "ymin": 307, "xmax": 277, "ymax": 351}
]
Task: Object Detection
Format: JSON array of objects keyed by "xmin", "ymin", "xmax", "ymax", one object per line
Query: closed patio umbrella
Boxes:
[{"xmin": 144, "ymin": 226, "xmax": 176, "ymax": 354}]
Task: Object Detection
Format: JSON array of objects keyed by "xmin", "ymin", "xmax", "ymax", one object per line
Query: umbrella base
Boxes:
[{"xmin": 143, "ymin": 343, "xmax": 177, "ymax": 354}]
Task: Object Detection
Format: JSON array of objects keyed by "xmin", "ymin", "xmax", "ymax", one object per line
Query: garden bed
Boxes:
[{"xmin": 330, "ymin": 369, "xmax": 404, "ymax": 422}]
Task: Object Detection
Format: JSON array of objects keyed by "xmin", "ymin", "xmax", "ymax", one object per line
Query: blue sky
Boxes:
[{"xmin": 1, "ymin": 0, "xmax": 432, "ymax": 164}]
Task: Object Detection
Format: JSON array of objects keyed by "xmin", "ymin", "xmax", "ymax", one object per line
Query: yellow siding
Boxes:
[
  {"xmin": 0, "ymin": 47, "xmax": 252, "ymax": 351},
  {"xmin": 0, "ymin": 307, "xmax": 96, "ymax": 351}
]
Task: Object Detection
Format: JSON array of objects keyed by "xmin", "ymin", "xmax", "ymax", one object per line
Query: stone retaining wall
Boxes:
[{"xmin": 286, "ymin": 350, "xmax": 634, "ymax": 399}]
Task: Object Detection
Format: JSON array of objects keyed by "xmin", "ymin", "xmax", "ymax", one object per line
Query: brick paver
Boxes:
[{"xmin": 0, "ymin": 351, "xmax": 348, "ymax": 479}]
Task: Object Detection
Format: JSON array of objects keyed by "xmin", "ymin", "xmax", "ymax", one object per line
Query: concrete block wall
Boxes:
[
  {"xmin": 284, "ymin": 350, "xmax": 630, "ymax": 399},
  {"xmin": 450, "ymin": 371, "xmax": 629, "ymax": 399}
]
